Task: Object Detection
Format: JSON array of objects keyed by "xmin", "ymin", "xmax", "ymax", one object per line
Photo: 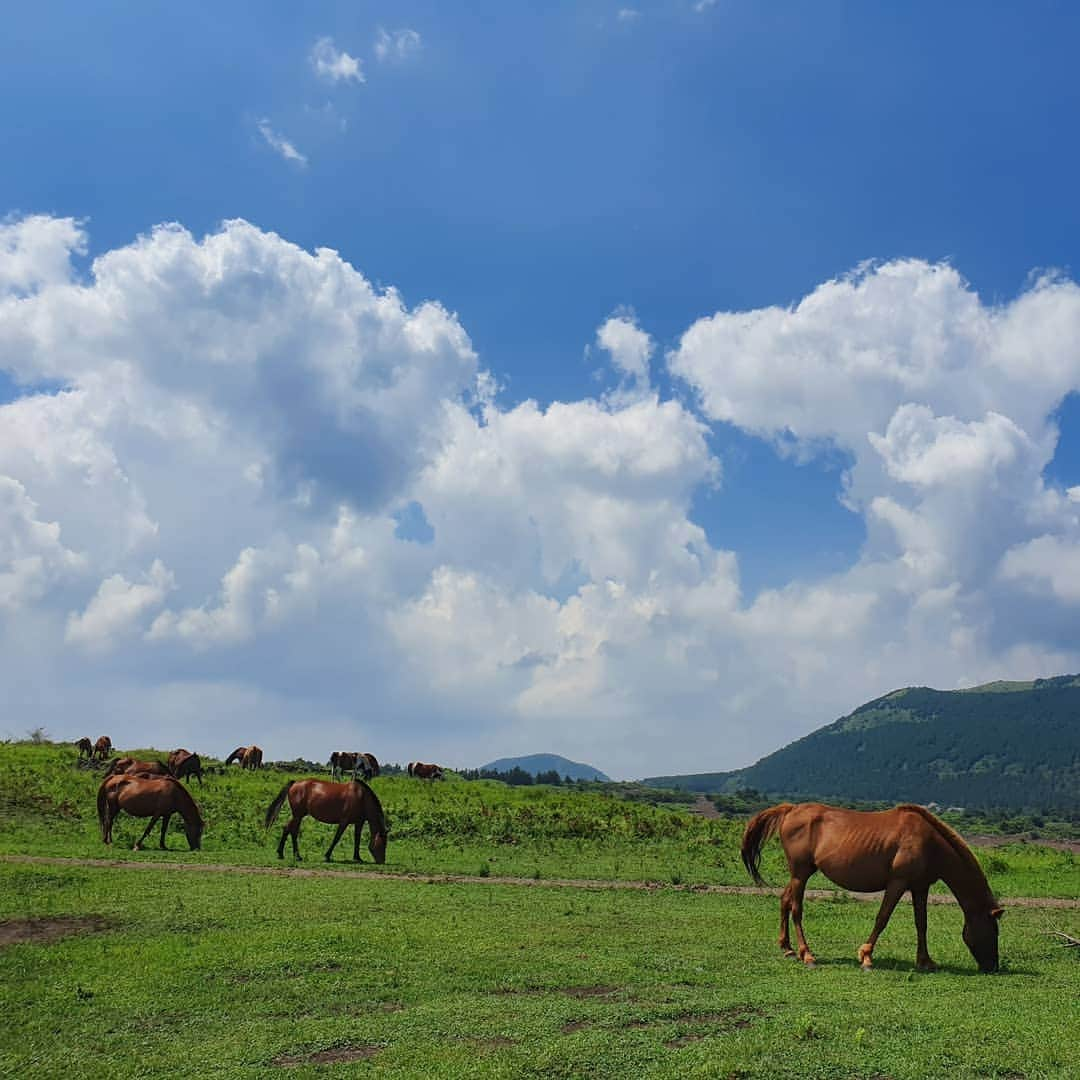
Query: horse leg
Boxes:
[
  {"xmin": 911, "ymin": 886, "xmax": 936, "ymax": 971},
  {"xmin": 324, "ymin": 822, "xmax": 348, "ymax": 862},
  {"xmin": 353, "ymin": 822, "xmax": 362, "ymax": 862},
  {"xmin": 789, "ymin": 874, "xmax": 816, "ymax": 966},
  {"xmin": 134, "ymin": 816, "xmax": 159, "ymax": 851},
  {"xmin": 159, "ymin": 812, "xmax": 172, "ymax": 850},
  {"xmin": 779, "ymin": 881, "xmax": 797, "ymax": 957},
  {"xmin": 858, "ymin": 880, "xmax": 907, "ymax": 969}
]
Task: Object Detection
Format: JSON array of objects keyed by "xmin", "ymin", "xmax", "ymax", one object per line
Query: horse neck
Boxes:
[
  {"xmin": 174, "ymin": 786, "xmax": 200, "ymax": 829},
  {"xmin": 937, "ymin": 840, "xmax": 994, "ymax": 915},
  {"xmin": 362, "ymin": 788, "xmax": 385, "ymax": 834}
]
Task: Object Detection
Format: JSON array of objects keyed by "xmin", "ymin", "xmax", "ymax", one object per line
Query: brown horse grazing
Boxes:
[
  {"xmin": 330, "ymin": 751, "xmax": 380, "ymax": 781},
  {"xmin": 407, "ymin": 761, "xmax": 444, "ymax": 780},
  {"xmin": 265, "ymin": 779, "xmax": 387, "ymax": 863},
  {"xmin": 329, "ymin": 751, "xmax": 357, "ymax": 780},
  {"xmin": 76, "ymin": 737, "xmax": 93, "ymax": 759},
  {"xmin": 225, "ymin": 745, "xmax": 263, "ymax": 769},
  {"xmin": 742, "ymin": 802, "xmax": 1003, "ymax": 973},
  {"xmin": 92, "ymin": 735, "xmax": 112, "ymax": 762},
  {"xmin": 168, "ymin": 749, "xmax": 204, "ymax": 785},
  {"xmin": 105, "ymin": 756, "xmax": 172, "ymax": 779},
  {"xmin": 97, "ymin": 775, "xmax": 204, "ymax": 851}
]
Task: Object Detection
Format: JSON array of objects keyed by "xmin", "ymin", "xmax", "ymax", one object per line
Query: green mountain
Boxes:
[
  {"xmin": 479, "ymin": 753, "xmax": 610, "ymax": 782},
  {"xmin": 643, "ymin": 675, "xmax": 1080, "ymax": 811}
]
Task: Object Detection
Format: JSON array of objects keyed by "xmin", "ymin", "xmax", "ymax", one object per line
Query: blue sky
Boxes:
[{"xmin": 2, "ymin": 3, "xmax": 1080, "ymax": 773}]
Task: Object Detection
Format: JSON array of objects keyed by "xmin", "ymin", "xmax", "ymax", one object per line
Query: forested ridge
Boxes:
[{"xmin": 644, "ymin": 675, "xmax": 1080, "ymax": 811}]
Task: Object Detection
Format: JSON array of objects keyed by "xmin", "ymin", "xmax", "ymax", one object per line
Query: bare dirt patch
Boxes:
[
  {"xmin": 968, "ymin": 834, "xmax": 1080, "ymax": 855},
  {"xmin": 563, "ymin": 985, "xmax": 621, "ymax": 999},
  {"xmin": 272, "ymin": 1045, "xmax": 382, "ymax": 1067},
  {"xmin": 561, "ymin": 1020, "xmax": 592, "ymax": 1034},
  {"xmin": 3, "ymin": 855, "xmax": 1077, "ymax": 908},
  {"xmin": 688, "ymin": 795, "xmax": 722, "ymax": 820},
  {"xmin": 0, "ymin": 915, "xmax": 110, "ymax": 947}
]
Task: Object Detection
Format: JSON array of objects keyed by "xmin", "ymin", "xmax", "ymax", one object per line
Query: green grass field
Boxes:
[
  {"xmin": 1, "ymin": 741, "xmax": 1078, "ymax": 1077},
  {"xmin": 1, "ymin": 742, "xmax": 1077, "ymax": 898},
  {"xmin": 1, "ymin": 862, "xmax": 1077, "ymax": 1078}
]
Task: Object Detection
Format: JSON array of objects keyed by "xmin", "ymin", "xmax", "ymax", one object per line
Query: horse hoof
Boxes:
[
  {"xmin": 783, "ymin": 950, "xmax": 798, "ymax": 959},
  {"xmin": 860, "ymin": 964, "xmax": 873, "ymax": 973}
]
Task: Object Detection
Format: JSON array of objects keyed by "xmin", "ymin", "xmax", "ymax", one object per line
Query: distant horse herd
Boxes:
[{"xmin": 71, "ymin": 736, "xmax": 1004, "ymax": 972}]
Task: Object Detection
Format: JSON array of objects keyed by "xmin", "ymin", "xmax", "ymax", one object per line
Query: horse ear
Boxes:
[{"xmin": 990, "ymin": 907, "xmax": 1004, "ymax": 919}]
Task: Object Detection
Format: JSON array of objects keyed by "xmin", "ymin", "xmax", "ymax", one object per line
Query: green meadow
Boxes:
[
  {"xmin": 1, "ymin": 742, "xmax": 1076, "ymax": 898},
  {"xmin": 1, "ymin": 741, "xmax": 1078, "ymax": 1077}
]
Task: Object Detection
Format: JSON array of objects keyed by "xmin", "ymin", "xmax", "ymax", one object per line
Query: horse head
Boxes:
[
  {"xmin": 369, "ymin": 829, "xmax": 387, "ymax": 864},
  {"xmin": 963, "ymin": 906, "xmax": 1003, "ymax": 972},
  {"xmin": 185, "ymin": 814, "xmax": 204, "ymax": 851}
]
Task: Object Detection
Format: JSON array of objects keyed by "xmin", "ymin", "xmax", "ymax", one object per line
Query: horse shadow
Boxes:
[{"xmin": 809, "ymin": 957, "xmax": 1035, "ymax": 977}]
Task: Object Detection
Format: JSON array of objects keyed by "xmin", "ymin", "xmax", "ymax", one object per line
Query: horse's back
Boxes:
[{"xmin": 782, "ymin": 803, "xmax": 944, "ymax": 892}]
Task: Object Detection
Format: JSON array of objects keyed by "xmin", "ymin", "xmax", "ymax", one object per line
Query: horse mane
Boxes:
[
  {"xmin": 361, "ymin": 780, "xmax": 387, "ymax": 834},
  {"xmin": 898, "ymin": 804, "xmax": 997, "ymax": 904}
]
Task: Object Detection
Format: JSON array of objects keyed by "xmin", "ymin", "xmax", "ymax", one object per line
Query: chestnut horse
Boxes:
[
  {"xmin": 168, "ymin": 749, "xmax": 204, "ymax": 785},
  {"xmin": 225, "ymin": 745, "xmax": 263, "ymax": 769},
  {"xmin": 407, "ymin": 761, "xmax": 444, "ymax": 780},
  {"xmin": 228, "ymin": 745, "xmax": 263, "ymax": 769},
  {"xmin": 76, "ymin": 737, "xmax": 93, "ymax": 759},
  {"xmin": 92, "ymin": 736, "xmax": 112, "ymax": 762},
  {"xmin": 97, "ymin": 775, "xmax": 204, "ymax": 851},
  {"xmin": 265, "ymin": 779, "xmax": 387, "ymax": 863},
  {"xmin": 742, "ymin": 802, "xmax": 1002, "ymax": 972},
  {"xmin": 105, "ymin": 756, "xmax": 172, "ymax": 779}
]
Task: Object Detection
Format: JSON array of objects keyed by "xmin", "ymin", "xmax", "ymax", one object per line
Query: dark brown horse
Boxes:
[
  {"xmin": 407, "ymin": 761, "xmax": 444, "ymax": 780},
  {"xmin": 225, "ymin": 745, "xmax": 263, "ymax": 769},
  {"xmin": 742, "ymin": 802, "xmax": 1003, "ymax": 972},
  {"xmin": 265, "ymin": 779, "xmax": 387, "ymax": 863},
  {"xmin": 76, "ymin": 737, "xmax": 93, "ymax": 759},
  {"xmin": 168, "ymin": 749, "xmax": 204, "ymax": 785},
  {"xmin": 330, "ymin": 751, "xmax": 380, "ymax": 781},
  {"xmin": 97, "ymin": 775, "xmax": 204, "ymax": 851},
  {"xmin": 92, "ymin": 735, "xmax": 112, "ymax": 762},
  {"xmin": 105, "ymin": 756, "xmax": 173, "ymax": 779}
]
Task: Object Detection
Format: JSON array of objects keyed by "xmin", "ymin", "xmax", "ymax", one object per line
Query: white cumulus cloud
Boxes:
[
  {"xmin": 310, "ymin": 37, "xmax": 365, "ymax": 83},
  {"xmin": 374, "ymin": 28, "xmax": 422, "ymax": 63},
  {"xmin": 4, "ymin": 223, "xmax": 1080, "ymax": 777}
]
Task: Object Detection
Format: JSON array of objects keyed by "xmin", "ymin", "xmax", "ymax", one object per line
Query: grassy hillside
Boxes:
[
  {"xmin": 645, "ymin": 675, "xmax": 1080, "ymax": 812},
  {"xmin": 1, "ymin": 740, "xmax": 1076, "ymax": 899}
]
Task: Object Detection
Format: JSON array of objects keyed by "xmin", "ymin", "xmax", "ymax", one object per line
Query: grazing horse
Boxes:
[
  {"xmin": 330, "ymin": 751, "xmax": 380, "ymax": 781},
  {"xmin": 168, "ymin": 749, "xmax": 204, "ymax": 785},
  {"xmin": 329, "ymin": 751, "xmax": 357, "ymax": 780},
  {"xmin": 76, "ymin": 737, "xmax": 93, "ymax": 759},
  {"xmin": 265, "ymin": 779, "xmax": 387, "ymax": 863},
  {"xmin": 408, "ymin": 761, "xmax": 444, "ymax": 780},
  {"xmin": 92, "ymin": 736, "xmax": 112, "ymax": 762},
  {"xmin": 225, "ymin": 745, "xmax": 263, "ymax": 769},
  {"xmin": 105, "ymin": 756, "xmax": 173, "ymax": 779},
  {"xmin": 741, "ymin": 802, "xmax": 1003, "ymax": 972},
  {"xmin": 97, "ymin": 775, "xmax": 204, "ymax": 851}
]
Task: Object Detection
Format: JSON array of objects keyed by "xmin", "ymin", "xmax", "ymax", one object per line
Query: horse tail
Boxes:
[
  {"xmin": 741, "ymin": 803, "xmax": 794, "ymax": 886},
  {"xmin": 96, "ymin": 779, "xmax": 111, "ymax": 841},
  {"xmin": 264, "ymin": 781, "xmax": 294, "ymax": 829}
]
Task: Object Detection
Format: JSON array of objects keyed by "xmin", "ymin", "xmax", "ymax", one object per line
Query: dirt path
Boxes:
[
  {"xmin": 2, "ymin": 854, "xmax": 1077, "ymax": 908},
  {"xmin": 688, "ymin": 795, "xmax": 722, "ymax": 820}
]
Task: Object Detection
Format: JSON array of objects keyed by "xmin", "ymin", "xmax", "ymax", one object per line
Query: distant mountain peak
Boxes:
[{"xmin": 479, "ymin": 753, "xmax": 610, "ymax": 782}]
